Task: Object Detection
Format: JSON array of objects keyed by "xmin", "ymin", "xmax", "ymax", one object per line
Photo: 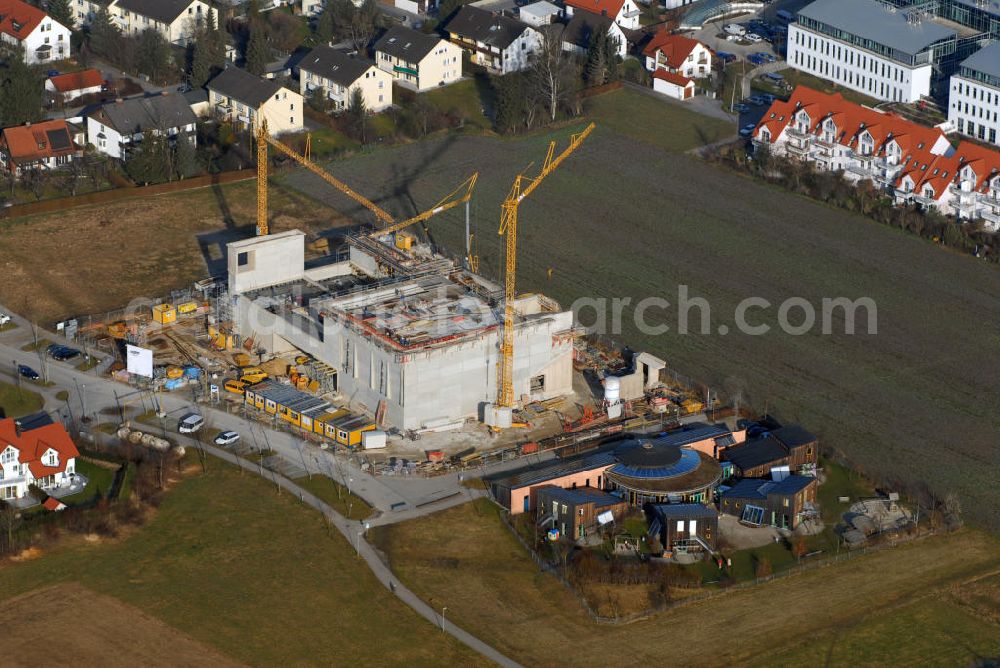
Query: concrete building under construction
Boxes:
[{"xmin": 226, "ymin": 230, "xmax": 576, "ymax": 431}]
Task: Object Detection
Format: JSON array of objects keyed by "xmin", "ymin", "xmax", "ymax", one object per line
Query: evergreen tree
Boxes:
[
  {"xmin": 585, "ymin": 30, "xmax": 608, "ymax": 87},
  {"xmin": 245, "ymin": 21, "xmax": 269, "ymax": 75},
  {"xmin": 174, "ymin": 133, "xmax": 201, "ymax": 179},
  {"xmin": 0, "ymin": 54, "xmax": 43, "ymax": 127},
  {"xmin": 189, "ymin": 26, "xmax": 214, "ymax": 87},
  {"xmin": 315, "ymin": 5, "xmax": 335, "ymax": 44},
  {"xmin": 137, "ymin": 29, "xmax": 172, "ymax": 82},
  {"xmin": 88, "ymin": 7, "xmax": 120, "ymax": 60},
  {"xmin": 347, "ymin": 87, "xmax": 367, "ymax": 143},
  {"xmin": 126, "ymin": 133, "xmax": 170, "ymax": 185},
  {"xmin": 46, "ymin": 0, "xmax": 75, "ymax": 29}
]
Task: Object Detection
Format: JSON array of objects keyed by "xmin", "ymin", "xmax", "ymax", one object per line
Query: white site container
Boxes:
[{"xmin": 362, "ymin": 430, "xmax": 387, "ymax": 450}]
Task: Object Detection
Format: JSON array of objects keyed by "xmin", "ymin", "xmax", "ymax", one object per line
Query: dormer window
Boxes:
[
  {"xmin": 0, "ymin": 447, "xmax": 15, "ymax": 464},
  {"xmin": 45, "ymin": 450, "xmax": 58, "ymax": 467}
]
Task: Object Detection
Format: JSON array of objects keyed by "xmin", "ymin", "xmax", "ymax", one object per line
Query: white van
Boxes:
[
  {"xmin": 724, "ymin": 23, "xmax": 747, "ymax": 36},
  {"xmin": 178, "ymin": 413, "xmax": 205, "ymax": 434}
]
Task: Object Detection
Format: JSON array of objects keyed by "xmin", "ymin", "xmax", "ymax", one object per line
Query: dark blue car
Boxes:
[{"xmin": 18, "ymin": 365, "xmax": 39, "ymax": 380}]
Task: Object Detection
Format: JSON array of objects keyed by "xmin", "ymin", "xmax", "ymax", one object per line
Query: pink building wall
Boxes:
[
  {"xmin": 509, "ymin": 464, "xmax": 615, "ymax": 515},
  {"xmin": 686, "ymin": 428, "xmax": 747, "ymax": 459}
]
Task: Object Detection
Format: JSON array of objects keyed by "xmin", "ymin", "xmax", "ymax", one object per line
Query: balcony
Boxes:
[{"xmin": 981, "ymin": 209, "xmax": 1000, "ymax": 230}]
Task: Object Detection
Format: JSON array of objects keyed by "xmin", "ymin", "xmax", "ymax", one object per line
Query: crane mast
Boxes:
[{"xmin": 496, "ymin": 122, "xmax": 595, "ymax": 410}]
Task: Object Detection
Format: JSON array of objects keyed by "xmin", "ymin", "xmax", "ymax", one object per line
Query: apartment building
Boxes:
[
  {"xmin": 444, "ymin": 5, "xmax": 542, "ymax": 75},
  {"xmin": 754, "ymin": 85, "xmax": 1000, "ymax": 230},
  {"xmin": 0, "ymin": 0, "xmax": 71, "ymax": 64},
  {"xmin": 787, "ymin": 0, "xmax": 957, "ymax": 103},
  {"xmin": 113, "ymin": 0, "xmax": 216, "ymax": 45},
  {"xmin": 642, "ymin": 30, "xmax": 711, "ymax": 79},
  {"xmin": 373, "ymin": 26, "xmax": 462, "ymax": 92},
  {"xmin": 298, "ymin": 45, "xmax": 391, "ymax": 112},
  {"xmin": 948, "ymin": 42, "xmax": 1000, "ymax": 147},
  {"xmin": 208, "ymin": 67, "xmax": 303, "ymax": 134}
]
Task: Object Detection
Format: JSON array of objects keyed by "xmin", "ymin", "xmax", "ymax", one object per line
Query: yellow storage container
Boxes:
[
  {"xmin": 177, "ymin": 301, "xmax": 198, "ymax": 315},
  {"xmin": 233, "ymin": 352, "xmax": 251, "ymax": 367},
  {"xmin": 224, "ymin": 379, "xmax": 247, "ymax": 394},
  {"xmin": 240, "ymin": 367, "xmax": 268, "ymax": 384},
  {"xmin": 395, "ymin": 231, "xmax": 415, "ymax": 251},
  {"xmin": 166, "ymin": 366, "xmax": 184, "ymax": 379},
  {"xmin": 152, "ymin": 304, "xmax": 176, "ymax": 324}
]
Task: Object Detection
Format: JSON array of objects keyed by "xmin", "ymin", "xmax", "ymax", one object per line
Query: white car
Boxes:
[
  {"xmin": 746, "ymin": 33, "xmax": 764, "ymax": 42},
  {"xmin": 214, "ymin": 430, "xmax": 240, "ymax": 446},
  {"xmin": 178, "ymin": 413, "xmax": 205, "ymax": 434},
  {"xmin": 0, "ymin": 312, "xmax": 10, "ymax": 326}
]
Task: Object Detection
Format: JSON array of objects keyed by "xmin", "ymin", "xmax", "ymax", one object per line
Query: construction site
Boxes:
[{"xmin": 70, "ymin": 120, "xmax": 719, "ymax": 469}]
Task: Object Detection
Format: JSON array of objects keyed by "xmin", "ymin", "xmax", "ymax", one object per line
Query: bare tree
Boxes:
[
  {"xmin": 0, "ymin": 501, "xmax": 21, "ymax": 555},
  {"xmin": 530, "ymin": 29, "xmax": 574, "ymax": 123}
]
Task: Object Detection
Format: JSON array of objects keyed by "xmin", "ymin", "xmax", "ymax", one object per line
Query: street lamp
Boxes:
[
  {"xmin": 355, "ymin": 529, "xmax": 363, "ymax": 557},
  {"xmin": 440, "ymin": 606, "xmax": 448, "ymax": 632}
]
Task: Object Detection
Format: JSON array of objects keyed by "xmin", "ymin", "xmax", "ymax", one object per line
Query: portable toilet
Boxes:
[{"xmin": 152, "ymin": 303, "xmax": 177, "ymax": 324}]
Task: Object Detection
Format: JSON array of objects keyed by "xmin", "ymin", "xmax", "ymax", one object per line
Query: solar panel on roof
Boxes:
[{"xmin": 46, "ymin": 129, "xmax": 71, "ymax": 151}]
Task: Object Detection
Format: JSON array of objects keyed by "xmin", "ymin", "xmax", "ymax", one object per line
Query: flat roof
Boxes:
[
  {"xmin": 248, "ymin": 379, "xmax": 331, "ymax": 416},
  {"xmin": 961, "ymin": 42, "xmax": 1000, "ymax": 79},
  {"xmin": 315, "ymin": 274, "xmax": 501, "ymax": 350},
  {"xmin": 798, "ymin": 0, "xmax": 956, "ymax": 56},
  {"xmin": 484, "ymin": 451, "xmax": 616, "ymax": 490}
]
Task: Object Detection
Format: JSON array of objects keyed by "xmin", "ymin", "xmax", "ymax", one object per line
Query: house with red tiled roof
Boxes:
[
  {"xmin": 0, "ymin": 418, "xmax": 79, "ymax": 501},
  {"xmin": 642, "ymin": 30, "xmax": 711, "ymax": 79},
  {"xmin": 652, "ymin": 69, "xmax": 695, "ymax": 100},
  {"xmin": 45, "ymin": 69, "xmax": 105, "ymax": 103},
  {"xmin": 564, "ymin": 0, "xmax": 640, "ymax": 30},
  {"xmin": 753, "ymin": 85, "xmax": 1000, "ymax": 231},
  {"xmin": 0, "ymin": 119, "xmax": 81, "ymax": 176},
  {"xmin": 0, "ymin": 0, "xmax": 71, "ymax": 64}
]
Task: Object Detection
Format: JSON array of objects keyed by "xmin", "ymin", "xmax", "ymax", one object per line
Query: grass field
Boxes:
[
  {"xmin": 371, "ymin": 498, "xmax": 1000, "ymax": 667},
  {"xmin": 281, "ymin": 87, "xmax": 1000, "ymax": 529},
  {"xmin": 0, "ymin": 179, "xmax": 346, "ymax": 325},
  {"xmin": 4, "ymin": 584, "xmax": 243, "ymax": 668},
  {"xmin": 0, "ymin": 459, "xmax": 487, "ymax": 667},
  {"xmin": 0, "ymin": 381, "xmax": 44, "ymax": 418}
]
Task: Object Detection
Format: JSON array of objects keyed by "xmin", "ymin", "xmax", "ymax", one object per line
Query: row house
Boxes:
[
  {"xmin": 373, "ymin": 26, "xmax": 462, "ymax": 92},
  {"xmin": 0, "ymin": 0, "xmax": 71, "ymax": 64},
  {"xmin": 208, "ymin": 66, "xmax": 303, "ymax": 135},
  {"xmin": 444, "ymin": 5, "xmax": 542, "ymax": 75},
  {"xmin": 0, "ymin": 119, "xmax": 81, "ymax": 176},
  {"xmin": 0, "ymin": 418, "xmax": 79, "ymax": 501},
  {"xmin": 753, "ymin": 85, "xmax": 1000, "ymax": 231},
  {"xmin": 298, "ymin": 45, "xmax": 391, "ymax": 112}
]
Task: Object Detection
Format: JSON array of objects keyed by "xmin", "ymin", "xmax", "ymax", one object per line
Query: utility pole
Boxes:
[
  {"xmin": 12, "ymin": 359, "xmax": 21, "ymax": 398},
  {"xmin": 464, "ymin": 198, "xmax": 470, "ymax": 268}
]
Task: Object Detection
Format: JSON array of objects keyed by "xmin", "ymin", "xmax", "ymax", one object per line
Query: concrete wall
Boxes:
[{"xmin": 227, "ymin": 231, "xmax": 306, "ymax": 294}]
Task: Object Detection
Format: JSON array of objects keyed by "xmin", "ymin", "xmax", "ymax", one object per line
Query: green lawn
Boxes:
[
  {"xmin": 424, "ymin": 78, "xmax": 493, "ymax": 131},
  {"xmin": 20, "ymin": 338, "xmax": 51, "ymax": 352},
  {"xmin": 285, "ymin": 127, "xmax": 360, "ymax": 160},
  {"xmin": 0, "ymin": 458, "xmax": 487, "ymax": 667},
  {"xmin": 584, "ymin": 87, "xmax": 734, "ymax": 151},
  {"xmin": 292, "ymin": 473, "xmax": 373, "ymax": 520},
  {"xmin": 60, "ymin": 458, "xmax": 117, "ymax": 505},
  {"xmin": 754, "ymin": 583, "xmax": 1000, "ymax": 666},
  {"xmin": 0, "ymin": 380, "xmax": 44, "ymax": 418},
  {"xmin": 762, "ymin": 68, "xmax": 880, "ymax": 106}
]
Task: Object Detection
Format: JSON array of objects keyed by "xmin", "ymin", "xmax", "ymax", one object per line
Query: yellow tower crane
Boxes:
[
  {"xmin": 255, "ymin": 120, "xmax": 477, "ymax": 240},
  {"xmin": 496, "ymin": 122, "xmax": 595, "ymax": 410}
]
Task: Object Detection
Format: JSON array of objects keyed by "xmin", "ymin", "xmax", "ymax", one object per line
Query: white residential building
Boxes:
[
  {"xmin": 563, "ymin": 0, "xmax": 640, "ymax": 30},
  {"xmin": 444, "ymin": 5, "xmax": 543, "ymax": 75},
  {"xmin": 642, "ymin": 30, "xmax": 711, "ymax": 79},
  {"xmin": 112, "ymin": 0, "xmax": 217, "ymax": 45},
  {"xmin": 948, "ymin": 43, "xmax": 1000, "ymax": 148},
  {"xmin": 298, "ymin": 45, "xmax": 392, "ymax": 111},
  {"xmin": 787, "ymin": 0, "xmax": 957, "ymax": 103},
  {"xmin": 754, "ymin": 85, "xmax": 1000, "ymax": 230},
  {"xmin": 208, "ymin": 67, "xmax": 304, "ymax": 134},
  {"xmin": 0, "ymin": 0, "xmax": 71, "ymax": 64},
  {"xmin": 0, "ymin": 418, "xmax": 79, "ymax": 501},
  {"xmin": 86, "ymin": 92, "xmax": 198, "ymax": 159},
  {"xmin": 373, "ymin": 26, "xmax": 462, "ymax": 92}
]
